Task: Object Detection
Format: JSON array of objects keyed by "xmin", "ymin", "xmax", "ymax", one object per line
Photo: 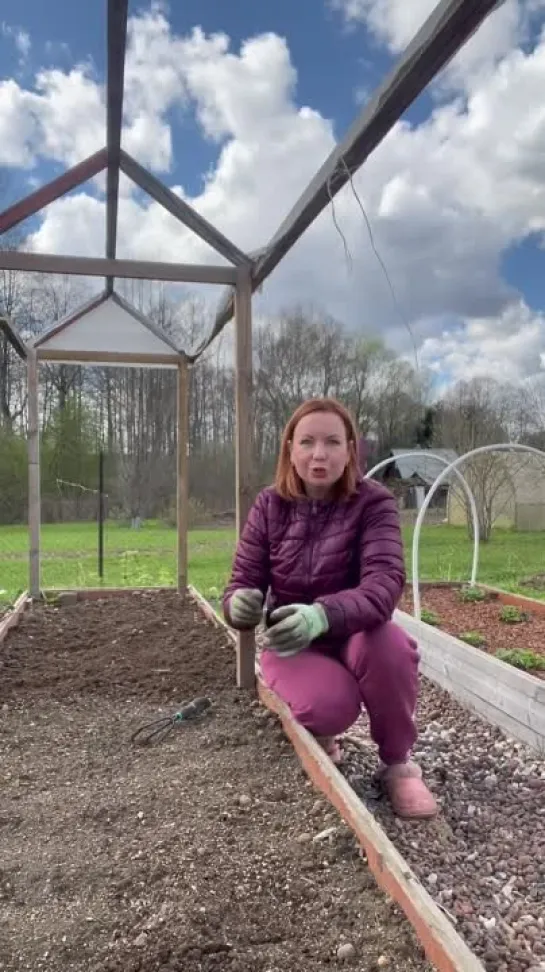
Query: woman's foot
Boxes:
[
  {"xmin": 379, "ymin": 761, "xmax": 437, "ymax": 819},
  {"xmin": 315, "ymin": 735, "xmax": 343, "ymax": 764}
]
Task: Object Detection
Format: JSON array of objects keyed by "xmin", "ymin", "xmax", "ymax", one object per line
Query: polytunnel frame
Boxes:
[
  {"xmin": 365, "ymin": 452, "xmax": 480, "ymax": 590},
  {"xmin": 412, "ymin": 443, "xmax": 545, "ymax": 620}
]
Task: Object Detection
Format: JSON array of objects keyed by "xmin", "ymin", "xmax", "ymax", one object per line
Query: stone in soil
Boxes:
[
  {"xmin": 0, "ymin": 591, "xmax": 432, "ymax": 972},
  {"xmin": 341, "ymin": 676, "xmax": 545, "ymax": 972},
  {"xmin": 400, "ymin": 585, "xmax": 545, "ymax": 668}
]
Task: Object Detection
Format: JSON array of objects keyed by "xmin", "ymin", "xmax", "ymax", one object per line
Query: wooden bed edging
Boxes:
[
  {"xmin": 395, "ymin": 609, "xmax": 545, "ymax": 752},
  {"xmin": 0, "ymin": 592, "xmax": 30, "ymax": 644},
  {"xmin": 187, "ymin": 585, "xmax": 485, "ymax": 972}
]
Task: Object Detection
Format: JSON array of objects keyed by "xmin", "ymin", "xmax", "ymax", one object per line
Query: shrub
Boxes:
[
  {"xmin": 499, "ymin": 605, "xmax": 530, "ymax": 625},
  {"xmin": 421, "ymin": 608, "xmax": 440, "ymax": 627},
  {"xmin": 495, "ymin": 648, "xmax": 545, "ymax": 671},
  {"xmin": 459, "ymin": 631, "xmax": 486, "ymax": 647},
  {"xmin": 458, "ymin": 586, "xmax": 486, "ymax": 604}
]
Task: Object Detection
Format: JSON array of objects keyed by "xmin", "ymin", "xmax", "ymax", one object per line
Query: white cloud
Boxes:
[
  {"xmin": 419, "ymin": 301, "xmax": 545, "ymax": 385},
  {"xmin": 1, "ymin": 22, "xmax": 31, "ymax": 63},
  {"xmin": 1, "ymin": 3, "xmax": 545, "ymax": 385},
  {"xmin": 330, "ymin": 0, "xmax": 542, "ymax": 92}
]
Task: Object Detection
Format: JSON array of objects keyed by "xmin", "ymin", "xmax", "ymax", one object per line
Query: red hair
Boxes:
[{"xmin": 274, "ymin": 398, "xmax": 360, "ymax": 501}]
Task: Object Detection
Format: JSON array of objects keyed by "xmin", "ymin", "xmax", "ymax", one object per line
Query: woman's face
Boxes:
[{"xmin": 290, "ymin": 411, "xmax": 351, "ymax": 498}]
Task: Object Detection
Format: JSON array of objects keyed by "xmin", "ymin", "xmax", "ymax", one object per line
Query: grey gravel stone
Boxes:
[{"xmin": 340, "ymin": 675, "xmax": 545, "ymax": 972}]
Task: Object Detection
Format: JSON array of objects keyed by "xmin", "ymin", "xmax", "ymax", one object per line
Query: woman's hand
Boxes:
[
  {"xmin": 228, "ymin": 588, "xmax": 264, "ymax": 628},
  {"xmin": 265, "ymin": 603, "xmax": 328, "ymax": 657}
]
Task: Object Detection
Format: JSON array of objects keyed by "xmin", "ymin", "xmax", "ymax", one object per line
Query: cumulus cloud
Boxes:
[
  {"xmin": 418, "ymin": 301, "xmax": 545, "ymax": 385},
  {"xmin": 1, "ymin": 2, "xmax": 544, "ymax": 384}
]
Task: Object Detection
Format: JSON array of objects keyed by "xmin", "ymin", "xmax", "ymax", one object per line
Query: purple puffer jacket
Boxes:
[{"xmin": 223, "ymin": 479, "xmax": 406, "ymax": 642}]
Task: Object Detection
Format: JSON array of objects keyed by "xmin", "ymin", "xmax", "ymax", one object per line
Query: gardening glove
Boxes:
[
  {"xmin": 265, "ymin": 603, "xmax": 329, "ymax": 658},
  {"xmin": 228, "ymin": 588, "xmax": 264, "ymax": 628}
]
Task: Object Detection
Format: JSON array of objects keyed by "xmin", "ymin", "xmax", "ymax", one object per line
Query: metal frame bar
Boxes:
[
  {"xmin": 105, "ymin": 0, "xmax": 129, "ymax": 293},
  {"xmin": 0, "ymin": 250, "xmax": 237, "ymax": 285},
  {"xmin": 209, "ymin": 0, "xmax": 504, "ymax": 339},
  {"xmin": 119, "ymin": 150, "xmax": 252, "ymax": 268},
  {"xmin": 0, "ymin": 149, "xmax": 108, "ymax": 235}
]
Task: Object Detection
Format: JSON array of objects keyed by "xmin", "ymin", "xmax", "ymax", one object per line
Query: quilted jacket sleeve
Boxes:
[
  {"xmin": 222, "ymin": 489, "xmax": 271, "ymax": 629},
  {"xmin": 315, "ymin": 486, "xmax": 405, "ymax": 638}
]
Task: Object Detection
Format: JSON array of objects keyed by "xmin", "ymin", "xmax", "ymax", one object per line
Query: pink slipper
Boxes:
[
  {"xmin": 315, "ymin": 735, "xmax": 343, "ymax": 764},
  {"xmin": 380, "ymin": 762, "xmax": 437, "ymax": 819}
]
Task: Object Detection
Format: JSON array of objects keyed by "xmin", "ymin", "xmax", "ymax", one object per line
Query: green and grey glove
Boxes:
[
  {"xmin": 265, "ymin": 603, "xmax": 329, "ymax": 658},
  {"xmin": 228, "ymin": 588, "xmax": 264, "ymax": 628}
]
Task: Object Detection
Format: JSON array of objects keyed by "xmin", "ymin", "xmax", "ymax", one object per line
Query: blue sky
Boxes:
[
  {"xmin": 0, "ymin": 0, "xmax": 431, "ymax": 201},
  {"xmin": 1, "ymin": 0, "xmax": 544, "ymax": 385}
]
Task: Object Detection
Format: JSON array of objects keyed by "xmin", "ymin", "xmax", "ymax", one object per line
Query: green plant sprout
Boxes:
[{"xmin": 459, "ymin": 631, "xmax": 486, "ymax": 647}]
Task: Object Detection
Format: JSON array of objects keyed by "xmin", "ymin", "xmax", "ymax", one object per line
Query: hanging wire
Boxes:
[
  {"xmin": 327, "ymin": 155, "xmax": 420, "ymax": 376},
  {"xmin": 326, "ymin": 173, "xmax": 353, "ymax": 274}
]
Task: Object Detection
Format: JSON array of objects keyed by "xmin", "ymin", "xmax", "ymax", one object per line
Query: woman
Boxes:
[{"xmin": 222, "ymin": 398, "xmax": 437, "ymax": 820}]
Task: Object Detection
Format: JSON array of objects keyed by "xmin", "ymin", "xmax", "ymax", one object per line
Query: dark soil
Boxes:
[
  {"xmin": 400, "ymin": 585, "xmax": 545, "ymax": 674},
  {"xmin": 0, "ymin": 591, "xmax": 432, "ymax": 972}
]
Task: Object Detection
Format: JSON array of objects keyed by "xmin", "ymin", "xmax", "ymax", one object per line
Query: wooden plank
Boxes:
[
  {"xmin": 120, "ymin": 150, "xmax": 252, "ymax": 268},
  {"xmin": 0, "ymin": 149, "xmax": 107, "ymax": 234},
  {"xmin": 0, "ymin": 593, "xmax": 30, "ymax": 644},
  {"xmin": 37, "ymin": 349, "xmax": 181, "ymax": 367},
  {"xmin": 480, "ymin": 585, "xmax": 545, "ymax": 617},
  {"xmin": 105, "ymin": 0, "xmax": 129, "ymax": 292},
  {"xmin": 395, "ymin": 610, "xmax": 545, "ymax": 750},
  {"xmin": 0, "ymin": 250, "xmax": 238, "ymax": 285},
  {"xmin": 45, "ymin": 586, "xmax": 176, "ymax": 602},
  {"xmin": 27, "ymin": 350, "xmax": 40, "ymax": 600},
  {"xmin": 234, "ymin": 267, "xmax": 256, "ymax": 689},
  {"xmin": 415, "ymin": 645, "xmax": 545, "ymax": 732},
  {"xmin": 177, "ymin": 360, "xmax": 189, "ymax": 590}
]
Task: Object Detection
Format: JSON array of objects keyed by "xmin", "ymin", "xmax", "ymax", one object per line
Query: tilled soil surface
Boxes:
[
  {"xmin": 400, "ymin": 586, "xmax": 545, "ymax": 672},
  {"xmin": 341, "ymin": 680, "xmax": 545, "ymax": 972},
  {"xmin": 0, "ymin": 592, "xmax": 432, "ymax": 972}
]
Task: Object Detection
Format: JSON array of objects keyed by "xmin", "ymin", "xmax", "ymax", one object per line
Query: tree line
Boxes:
[{"xmin": 1, "ymin": 262, "xmax": 545, "ymax": 528}]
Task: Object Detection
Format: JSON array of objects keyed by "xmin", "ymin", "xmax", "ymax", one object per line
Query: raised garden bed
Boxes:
[
  {"xmin": 0, "ymin": 590, "xmax": 435, "ymax": 972},
  {"xmin": 399, "ymin": 583, "xmax": 545, "ymax": 751},
  {"xmin": 400, "ymin": 584, "xmax": 545, "ymax": 678}
]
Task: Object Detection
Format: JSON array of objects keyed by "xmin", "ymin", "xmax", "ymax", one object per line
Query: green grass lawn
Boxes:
[{"xmin": 1, "ymin": 520, "xmax": 544, "ymax": 608}]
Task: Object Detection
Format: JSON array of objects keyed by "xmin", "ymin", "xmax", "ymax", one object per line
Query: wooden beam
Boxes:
[
  {"xmin": 120, "ymin": 150, "xmax": 252, "ymax": 268},
  {"xmin": 105, "ymin": 0, "xmax": 129, "ymax": 293},
  {"xmin": 177, "ymin": 359, "xmax": 190, "ymax": 590},
  {"xmin": 234, "ymin": 267, "xmax": 256, "ymax": 689},
  {"xmin": 0, "ymin": 149, "xmax": 108, "ymax": 235},
  {"xmin": 36, "ymin": 349, "xmax": 182, "ymax": 367},
  {"xmin": 0, "ymin": 316, "xmax": 27, "ymax": 360},
  {"xmin": 27, "ymin": 349, "xmax": 40, "ymax": 600},
  {"xmin": 0, "ymin": 250, "xmax": 237, "ymax": 285},
  {"xmin": 209, "ymin": 0, "xmax": 503, "ymax": 336}
]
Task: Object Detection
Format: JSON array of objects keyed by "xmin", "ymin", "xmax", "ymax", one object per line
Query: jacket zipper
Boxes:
[{"xmin": 306, "ymin": 501, "xmax": 318, "ymax": 600}]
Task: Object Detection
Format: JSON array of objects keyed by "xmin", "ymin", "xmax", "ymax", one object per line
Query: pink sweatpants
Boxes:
[{"xmin": 260, "ymin": 621, "xmax": 420, "ymax": 766}]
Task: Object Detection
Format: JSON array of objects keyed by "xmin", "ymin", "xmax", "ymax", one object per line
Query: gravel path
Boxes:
[{"xmin": 341, "ymin": 677, "xmax": 545, "ymax": 972}]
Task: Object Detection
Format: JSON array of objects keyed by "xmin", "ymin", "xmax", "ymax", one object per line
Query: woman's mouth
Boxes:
[{"xmin": 310, "ymin": 468, "xmax": 327, "ymax": 477}]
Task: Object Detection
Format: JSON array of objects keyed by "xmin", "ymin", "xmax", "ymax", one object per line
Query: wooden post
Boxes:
[
  {"xmin": 234, "ymin": 268, "xmax": 256, "ymax": 689},
  {"xmin": 27, "ymin": 349, "xmax": 40, "ymax": 600},
  {"xmin": 177, "ymin": 358, "xmax": 189, "ymax": 591}
]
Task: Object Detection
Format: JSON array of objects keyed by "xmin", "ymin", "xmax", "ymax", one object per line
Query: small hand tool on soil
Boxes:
[{"xmin": 131, "ymin": 696, "xmax": 212, "ymax": 745}]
